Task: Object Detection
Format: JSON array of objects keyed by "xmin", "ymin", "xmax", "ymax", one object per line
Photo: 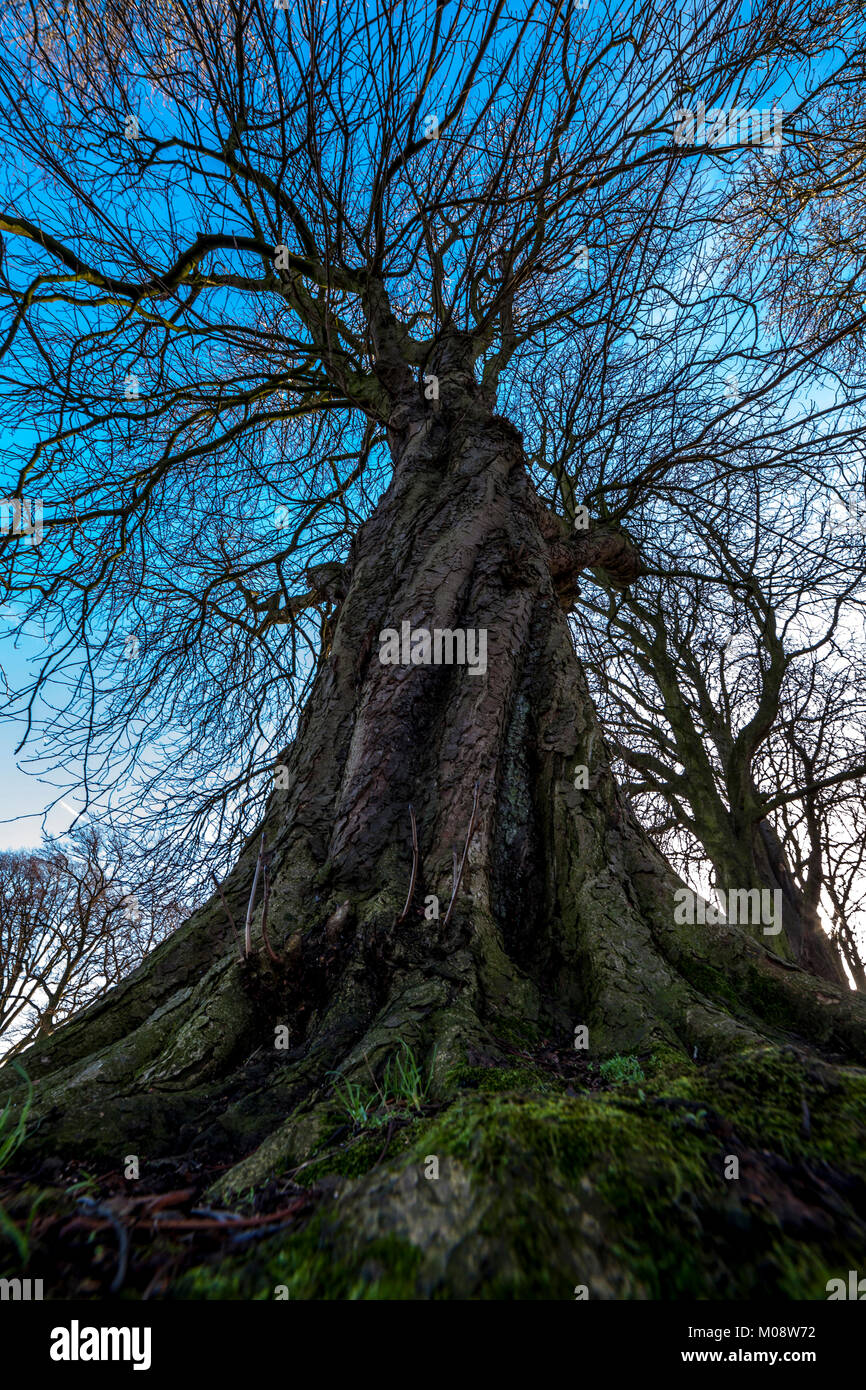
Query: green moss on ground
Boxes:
[
  {"xmin": 171, "ymin": 1219, "xmax": 424, "ymax": 1301},
  {"xmin": 659, "ymin": 1046, "xmax": 866, "ymax": 1168},
  {"xmin": 7, "ymin": 1042, "xmax": 864, "ymax": 1299},
  {"xmin": 444, "ymin": 1062, "xmax": 554, "ymax": 1094},
  {"xmin": 295, "ymin": 1116, "xmax": 428, "ymax": 1186},
  {"xmin": 169, "ymin": 1043, "xmax": 866, "ymax": 1299}
]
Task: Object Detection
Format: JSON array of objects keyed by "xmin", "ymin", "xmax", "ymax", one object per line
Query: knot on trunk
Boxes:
[
  {"xmin": 304, "ymin": 561, "xmax": 348, "ymax": 605},
  {"xmin": 536, "ymin": 506, "xmax": 643, "ymax": 608},
  {"xmin": 235, "ymin": 561, "xmax": 348, "ymax": 635}
]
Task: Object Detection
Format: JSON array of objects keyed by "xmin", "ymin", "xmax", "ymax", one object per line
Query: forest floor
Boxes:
[
  {"xmin": 0, "ymin": 1040, "xmax": 622, "ymax": 1297},
  {"xmin": 2, "ymin": 1034, "xmax": 865, "ymax": 1300}
]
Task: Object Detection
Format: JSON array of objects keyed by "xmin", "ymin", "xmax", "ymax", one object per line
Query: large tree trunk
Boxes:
[{"xmin": 4, "ymin": 355, "xmax": 866, "ymax": 1298}]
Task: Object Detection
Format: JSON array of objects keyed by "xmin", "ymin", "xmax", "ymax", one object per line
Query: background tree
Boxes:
[
  {"xmin": 719, "ymin": 63, "xmax": 866, "ymax": 373},
  {"xmin": 0, "ymin": 827, "xmax": 192, "ymax": 1059},
  {"xmin": 572, "ymin": 470, "xmax": 866, "ymax": 986}
]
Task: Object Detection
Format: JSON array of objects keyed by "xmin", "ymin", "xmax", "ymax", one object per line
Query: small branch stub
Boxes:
[
  {"xmin": 397, "ymin": 804, "xmax": 419, "ymax": 923},
  {"xmin": 443, "ymin": 781, "xmax": 479, "ymax": 927}
]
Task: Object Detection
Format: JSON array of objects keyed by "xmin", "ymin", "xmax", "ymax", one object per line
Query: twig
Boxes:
[
  {"xmin": 260, "ymin": 861, "xmax": 279, "ymax": 963},
  {"xmin": 212, "ymin": 871, "xmax": 244, "ymax": 963},
  {"xmin": 244, "ymin": 833, "xmax": 266, "ymax": 957},
  {"xmin": 76, "ymin": 1198, "xmax": 129, "ymax": 1294},
  {"xmin": 396, "ymin": 804, "xmax": 419, "ymax": 923},
  {"xmin": 66, "ymin": 1198, "xmax": 310, "ymax": 1237},
  {"xmin": 362, "ymin": 1051, "xmax": 384, "ymax": 1107},
  {"xmin": 189, "ymin": 1207, "xmax": 244, "ymax": 1223},
  {"xmin": 375, "ymin": 1118, "xmax": 395, "ymax": 1167},
  {"xmin": 136, "ymin": 1189, "xmax": 197, "ymax": 1214},
  {"xmin": 443, "ymin": 781, "xmax": 479, "ymax": 927},
  {"xmin": 108, "ymin": 1216, "xmax": 130, "ymax": 1293},
  {"xmin": 142, "ymin": 1257, "xmax": 180, "ymax": 1301}
]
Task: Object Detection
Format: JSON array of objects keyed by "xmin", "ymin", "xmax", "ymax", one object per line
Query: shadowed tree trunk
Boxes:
[
  {"xmin": 594, "ymin": 590, "xmax": 853, "ymax": 989},
  {"xmin": 3, "ymin": 346, "xmax": 866, "ymax": 1298},
  {"xmin": 753, "ymin": 819, "xmax": 848, "ymax": 987},
  {"xmin": 691, "ymin": 798, "xmax": 848, "ymax": 988}
]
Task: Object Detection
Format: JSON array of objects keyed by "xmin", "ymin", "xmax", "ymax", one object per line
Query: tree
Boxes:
[
  {"xmin": 2, "ymin": 0, "xmax": 866, "ymax": 1299},
  {"xmin": 572, "ymin": 470, "xmax": 866, "ymax": 987},
  {"xmin": 0, "ymin": 827, "xmax": 188, "ymax": 1059}
]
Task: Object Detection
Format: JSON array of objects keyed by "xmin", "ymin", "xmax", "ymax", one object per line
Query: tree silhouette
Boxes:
[{"xmin": 1, "ymin": 0, "xmax": 866, "ymax": 1300}]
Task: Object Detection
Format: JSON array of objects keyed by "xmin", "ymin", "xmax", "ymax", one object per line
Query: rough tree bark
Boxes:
[{"xmin": 3, "ymin": 341, "xmax": 866, "ymax": 1298}]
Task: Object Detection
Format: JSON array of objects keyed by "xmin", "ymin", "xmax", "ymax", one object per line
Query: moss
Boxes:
[
  {"xmin": 297, "ymin": 1117, "xmax": 427, "ymax": 1185},
  {"xmin": 675, "ymin": 958, "xmax": 742, "ymax": 1011},
  {"xmin": 659, "ymin": 1046, "xmax": 866, "ymax": 1172},
  {"xmin": 487, "ymin": 1017, "xmax": 542, "ymax": 1049},
  {"xmin": 172, "ymin": 1213, "xmax": 424, "ymax": 1300},
  {"xmin": 597, "ymin": 1054, "xmax": 645, "ymax": 1085},
  {"xmin": 641, "ymin": 1043, "xmax": 691, "ymax": 1082},
  {"xmin": 831, "ymin": 1069, "xmax": 866, "ymax": 1163},
  {"xmin": 387, "ymin": 1091, "xmax": 710, "ymax": 1297},
  {"xmin": 410, "ymin": 1090, "xmax": 709, "ymax": 1190},
  {"xmin": 741, "ymin": 964, "xmax": 812, "ymax": 1032},
  {"xmin": 443, "ymin": 1063, "xmax": 554, "ymax": 1094},
  {"xmin": 24, "ymin": 1051, "xmax": 866, "ymax": 1300},
  {"xmin": 330, "ymin": 1073, "xmax": 863, "ymax": 1299}
]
